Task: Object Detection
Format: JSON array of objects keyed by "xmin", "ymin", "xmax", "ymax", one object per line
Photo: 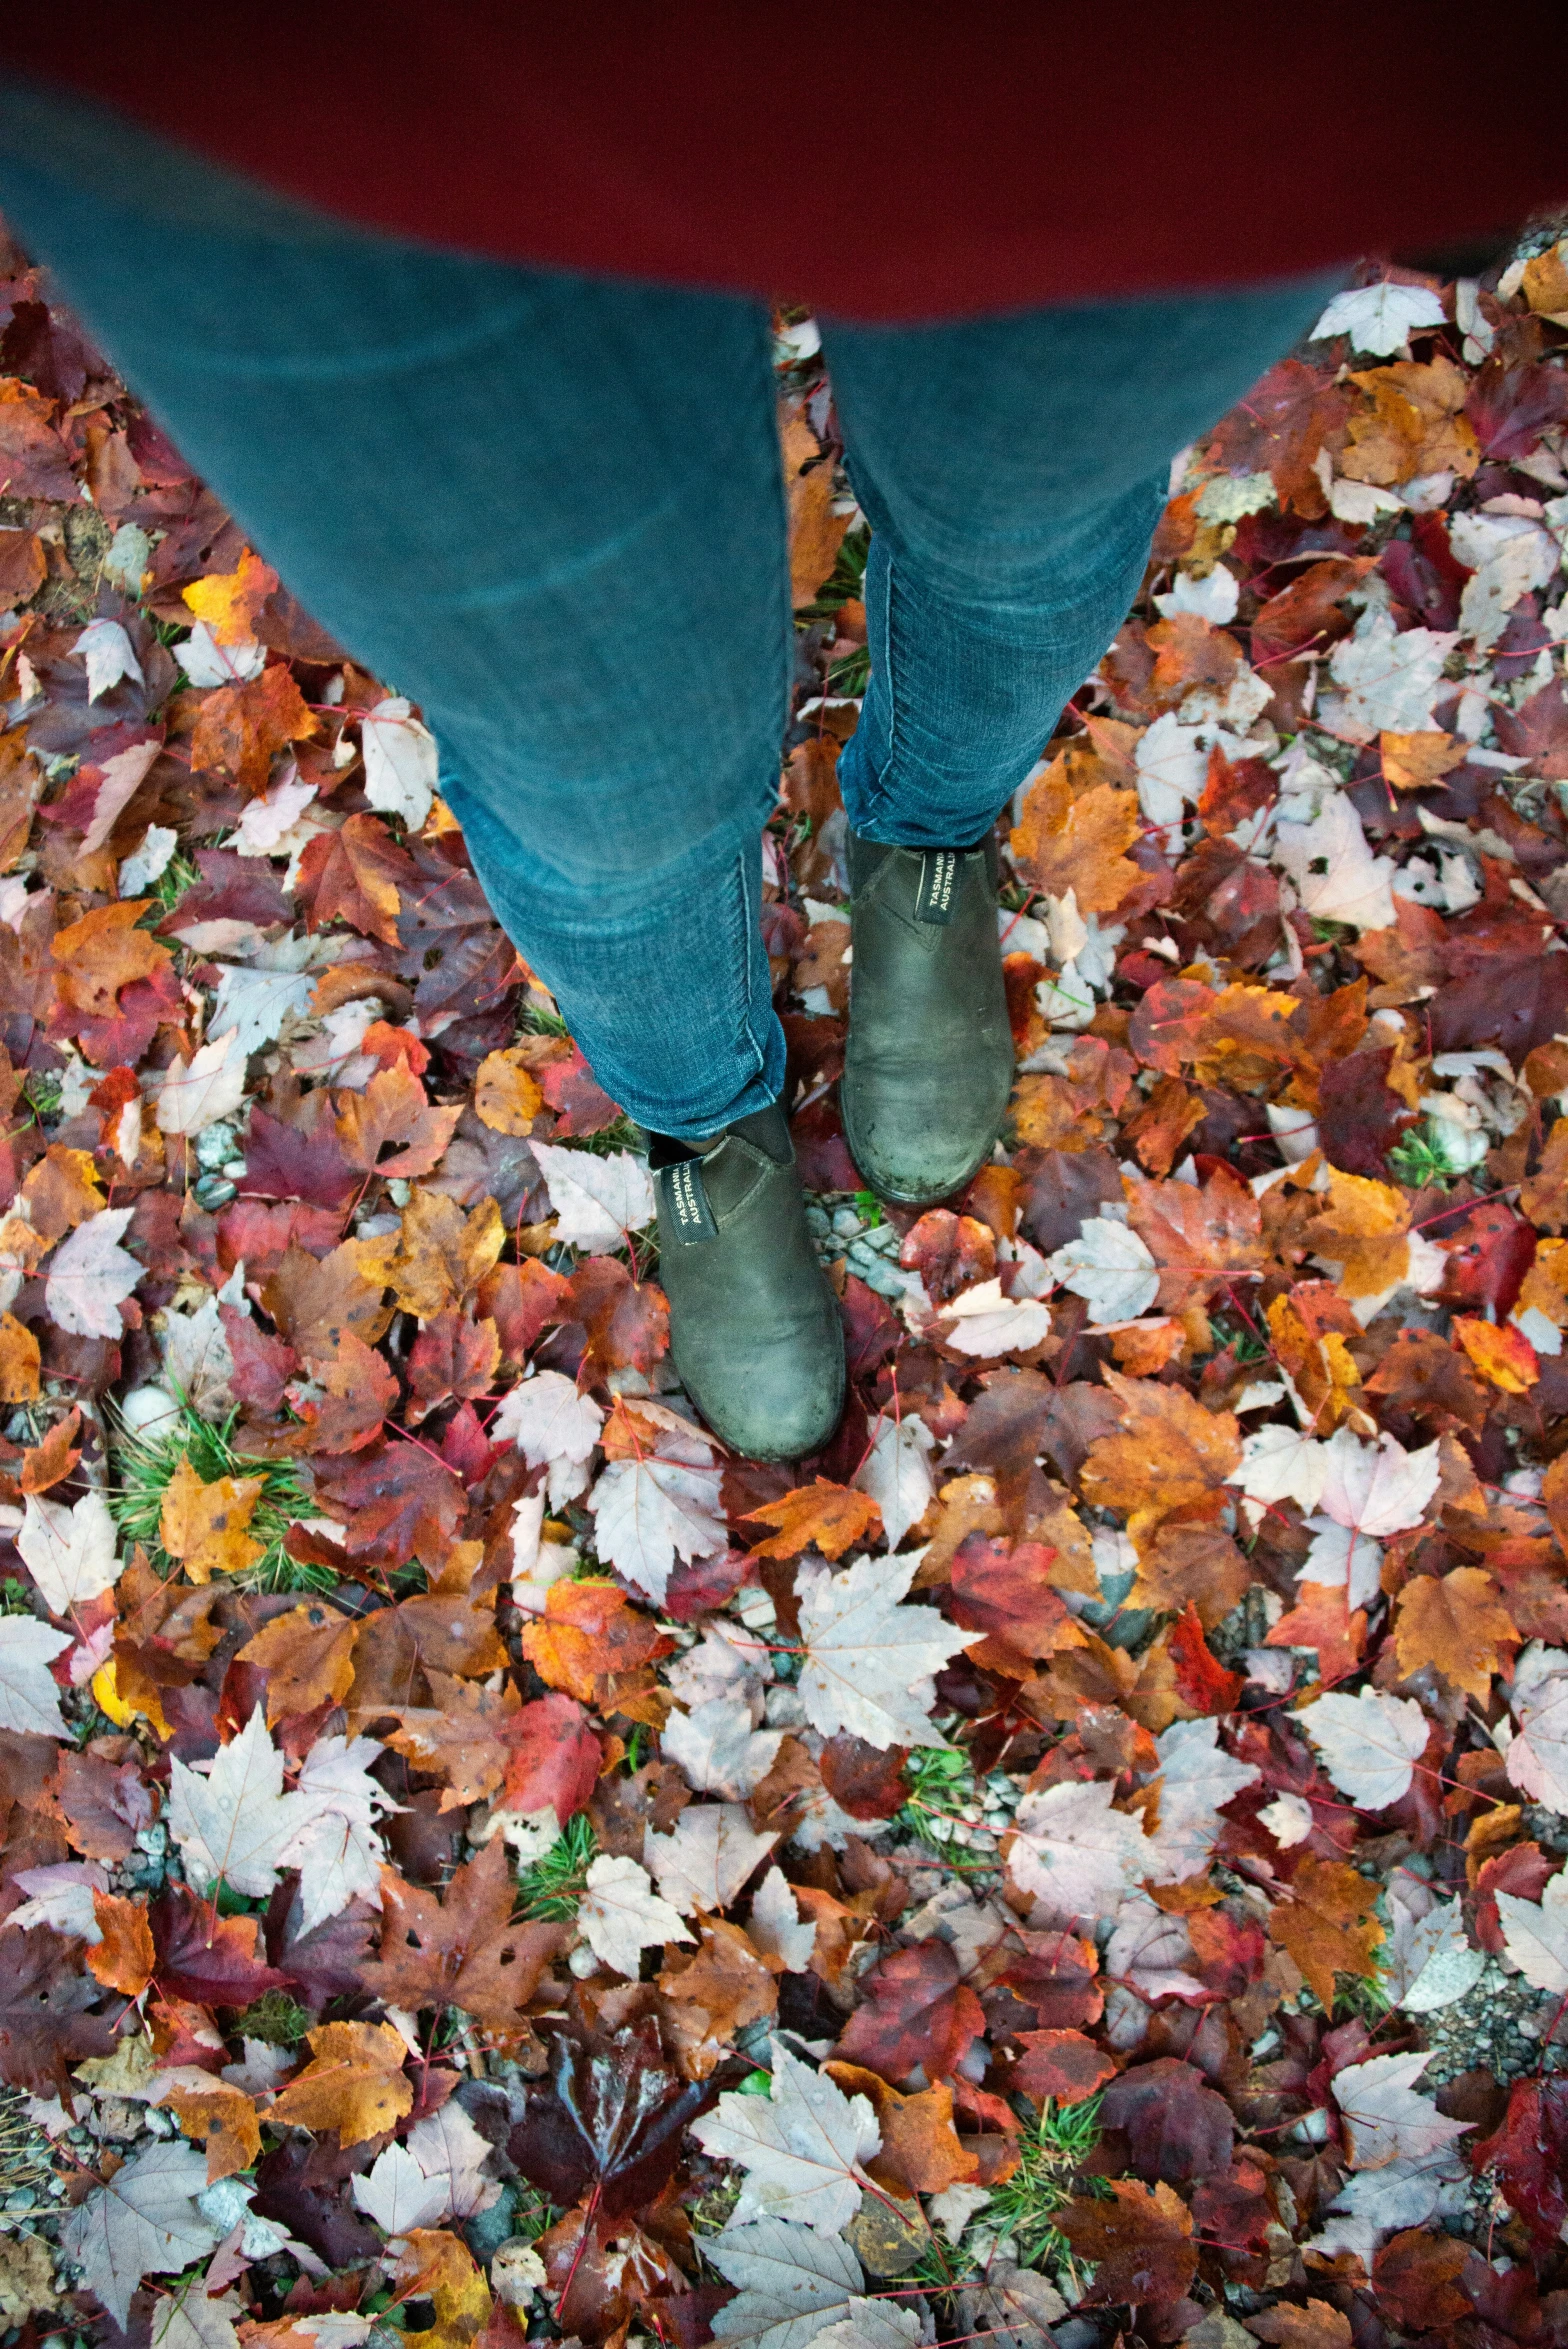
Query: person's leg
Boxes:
[
  {"xmin": 0, "ymin": 85, "xmax": 843, "ymax": 1457},
  {"xmin": 0, "ymin": 81, "xmax": 790, "ymax": 1142},
  {"xmin": 817, "ymin": 276, "xmax": 1341, "ymax": 1202}
]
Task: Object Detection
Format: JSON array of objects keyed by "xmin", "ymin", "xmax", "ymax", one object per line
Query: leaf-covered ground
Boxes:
[{"xmin": 3, "ymin": 215, "xmax": 1568, "ymax": 2349}]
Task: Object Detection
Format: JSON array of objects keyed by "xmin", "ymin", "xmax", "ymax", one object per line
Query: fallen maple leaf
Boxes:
[
  {"xmin": 361, "ymin": 1841, "xmax": 565, "ymax": 2027},
  {"xmin": 705, "ymin": 2218, "xmax": 867, "ymax": 2349},
  {"xmin": 43, "ymin": 1205, "xmax": 142, "ymax": 1337},
  {"xmin": 691, "ymin": 2039, "xmax": 880, "ymax": 2233},
  {"xmin": 745, "ymin": 1480, "xmax": 883, "ymax": 1562},
  {"xmin": 645, "ymin": 1802, "xmax": 778, "ymax": 1916},
  {"xmin": 1301, "ymin": 1687, "xmax": 1430, "ymax": 1810},
  {"xmin": 1268, "ymin": 1856, "xmax": 1384, "ymax": 2014},
  {"xmin": 17, "ymin": 1488, "xmax": 122, "ymax": 1615},
  {"xmin": 167, "ymin": 1707, "xmax": 308, "ymax": 1898},
  {"xmin": 577, "ymin": 1852, "xmax": 692, "ymax": 1977},
  {"xmin": 159, "ymin": 1455, "xmax": 265, "ymax": 1583},
  {"xmin": 1393, "ymin": 1567, "xmax": 1516, "ymax": 1699},
  {"xmin": 0, "ymin": 1618, "xmax": 72, "ymax": 1735},
  {"xmin": 1332, "ymin": 2049, "xmax": 1471, "ymax": 2169},
  {"xmin": 1057, "ymin": 2178, "xmax": 1197, "ymax": 2308},
  {"xmin": 796, "ymin": 1554, "xmax": 979, "ymax": 1749},
  {"xmin": 269, "ymin": 2019, "xmax": 413, "ymax": 2148},
  {"xmin": 60, "ymin": 2140, "xmax": 218, "ymax": 2327}
]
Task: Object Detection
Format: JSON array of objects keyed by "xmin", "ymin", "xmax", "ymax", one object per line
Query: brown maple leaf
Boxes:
[
  {"xmin": 190, "ymin": 662, "xmax": 319, "ymax": 795},
  {"xmin": 298, "ymin": 811, "xmax": 417, "ymax": 945},
  {"xmin": 1079, "ymin": 1372, "xmax": 1240, "ymax": 1537},
  {"xmin": 1057, "ymin": 2178, "xmax": 1197, "ymax": 2308},
  {"xmin": 1008, "ymin": 756, "xmax": 1142, "ymax": 915},
  {"xmin": 361, "ymin": 1841, "xmax": 566, "ymax": 2028},
  {"xmin": 50, "ymin": 899, "xmax": 171, "ymax": 1018},
  {"xmin": 1392, "ymin": 1567, "xmax": 1516, "ymax": 1701},
  {"xmin": 238, "ymin": 1599, "xmax": 362, "ymax": 1725},
  {"xmin": 1268, "ymin": 1856, "xmax": 1384, "ymax": 2014}
]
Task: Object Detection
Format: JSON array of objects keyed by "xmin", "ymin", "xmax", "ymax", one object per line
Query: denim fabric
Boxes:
[{"xmin": 0, "ymin": 83, "xmax": 1336, "ymax": 1138}]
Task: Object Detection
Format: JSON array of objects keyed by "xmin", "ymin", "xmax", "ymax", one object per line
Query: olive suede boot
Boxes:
[
  {"xmin": 649, "ymin": 1104, "xmax": 845, "ymax": 1462},
  {"xmin": 840, "ymin": 827, "xmax": 1013, "ymax": 1206}
]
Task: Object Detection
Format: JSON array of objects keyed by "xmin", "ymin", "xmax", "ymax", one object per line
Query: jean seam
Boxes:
[{"xmin": 733, "ymin": 848, "xmax": 769, "ymax": 1088}]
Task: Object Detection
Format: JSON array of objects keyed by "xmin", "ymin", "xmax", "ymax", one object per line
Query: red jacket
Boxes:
[{"xmin": 3, "ymin": 4, "xmax": 1563, "ymax": 320}]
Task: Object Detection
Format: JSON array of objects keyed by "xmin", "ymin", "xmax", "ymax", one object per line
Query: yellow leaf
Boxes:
[
  {"xmin": 268, "ymin": 2020, "xmax": 413, "ymax": 2147},
  {"xmin": 159, "ymin": 1455, "xmax": 266, "ymax": 1583},
  {"xmin": 181, "ymin": 549, "xmax": 280, "ymax": 644},
  {"xmin": 474, "ymin": 1049, "xmax": 544, "ymax": 1137}
]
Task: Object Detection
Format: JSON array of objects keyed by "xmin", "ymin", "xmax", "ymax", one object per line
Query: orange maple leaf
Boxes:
[{"xmin": 743, "ymin": 1479, "xmax": 884, "ymax": 1561}]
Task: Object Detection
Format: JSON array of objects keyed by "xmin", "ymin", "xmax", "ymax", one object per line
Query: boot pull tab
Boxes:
[
  {"xmin": 913, "ymin": 848, "xmax": 960, "ymax": 925},
  {"xmin": 660, "ymin": 1156, "xmax": 719, "ymax": 1243}
]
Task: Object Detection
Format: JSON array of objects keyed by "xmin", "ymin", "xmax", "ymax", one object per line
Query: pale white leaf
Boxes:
[
  {"xmin": 168, "ymin": 1706, "xmax": 309, "ymax": 1899},
  {"xmin": 60, "ymin": 2140, "xmax": 218, "ymax": 2328},
  {"xmin": 74, "ymin": 617, "xmax": 144, "ymax": 703},
  {"xmin": 44, "ymin": 1207, "xmax": 142, "ymax": 1338},
  {"xmin": 1045, "ymin": 1214, "xmax": 1158, "ymax": 1326},
  {"xmin": 361, "ymin": 697, "xmax": 438, "ymax": 829},
  {"xmin": 1274, "ymin": 793, "xmax": 1396, "ymax": 933},
  {"xmin": 149, "ymin": 2286, "xmax": 244, "ymax": 2349},
  {"xmin": 1153, "ymin": 567, "xmax": 1239, "ymax": 624},
  {"xmin": 1259, "ymin": 1793, "xmax": 1314, "ymax": 1847},
  {"xmin": 1311, "ymin": 282, "xmax": 1446, "ymax": 357},
  {"xmin": 1497, "ymin": 1866, "xmax": 1568, "ymax": 1993},
  {"xmin": 1324, "ymin": 614, "xmax": 1459, "ymax": 742},
  {"xmin": 161, "ymin": 1289, "xmax": 240, "ymax": 1422},
  {"xmin": 797, "ymin": 1552, "xmax": 978, "ymax": 1750},
  {"xmin": 707, "ymin": 2217, "xmax": 864, "ymax": 2349},
  {"xmin": 533, "ymin": 1142, "xmax": 654, "ymax": 1249},
  {"xmin": 492, "ymin": 1370, "xmax": 604, "ymax": 1468},
  {"xmin": 234, "ymin": 775, "xmax": 318, "ymax": 855},
  {"xmin": 1103, "ymin": 1893, "xmax": 1208, "ymax": 2003},
  {"xmin": 6, "ymin": 1861, "xmax": 107, "ymax": 1940},
  {"xmin": 1331, "ymin": 2050, "xmax": 1472, "ymax": 2170},
  {"xmin": 17, "ymin": 1490, "xmax": 122, "ymax": 1616},
  {"xmin": 853, "ymin": 1411, "xmax": 934, "ymax": 1547},
  {"xmin": 1316, "ymin": 1427, "xmax": 1440, "ymax": 1538},
  {"xmin": 1142, "ymin": 1718, "xmax": 1260, "ymax": 1882},
  {"xmin": 689, "ymin": 2040, "xmax": 878, "ymax": 2233},
  {"xmin": 82, "ymin": 739, "xmax": 162, "ymax": 857},
  {"xmin": 352, "ymin": 2142, "xmax": 448, "ymax": 2235},
  {"xmin": 1303, "ymin": 1688, "xmax": 1430, "ymax": 1810},
  {"xmin": 179, "ymin": 623, "xmax": 266, "ymax": 688},
  {"xmin": 663, "ymin": 1699, "xmax": 782, "ymax": 1802},
  {"xmin": 119, "ymin": 825, "xmax": 179, "ymax": 896},
  {"xmin": 158, "ymin": 1030, "xmax": 248, "ymax": 1137},
  {"xmin": 577, "ymin": 1853, "xmax": 691, "ymax": 1977},
  {"xmin": 1007, "ymin": 1777, "xmax": 1155, "ymax": 1930},
  {"xmin": 1231, "ymin": 1423, "xmax": 1328, "ymax": 1515},
  {"xmin": 1299, "ymin": 1518, "xmax": 1385, "ymax": 1611},
  {"xmin": 0, "ymin": 1619, "xmax": 73, "ymax": 1736},
  {"xmin": 747, "ymin": 1867, "xmax": 817, "ymax": 1975},
  {"xmin": 210, "ymin": 948, "xmax": 317, "ymax": 1058},
  {"xmin": 1506, "ymin": 1647, "xmax": 1568, "ymax": 1814},
  {"xmin": 809, "ymin": 2306, "xmax": 923, "ymax": 2349},
  {"xmin": 278, "ymin": 1732, "xmax": 393, "ymax": 1932},
  {"xmin": 404, "ymin": 2098, "xmax": 499, "ymax": 2220},
  {"xmin": 588, "ymin": 1450, "xmax": 727, "ymax": 1607},
  {"xmin": 645, "ymin": 1802, "xmax": 778, "ymax": 1916},
  {"xmin": 938, "ymin": 1279, "xmax": 1055, "ymax": 1357}
]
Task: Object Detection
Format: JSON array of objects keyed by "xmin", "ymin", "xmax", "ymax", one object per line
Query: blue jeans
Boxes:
[{"xmin": 0, "ymin": 86, "xmax": 1335, "ymax": 1139}]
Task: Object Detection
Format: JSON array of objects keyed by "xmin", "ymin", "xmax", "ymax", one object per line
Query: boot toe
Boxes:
[{"xmin": 676, "ymin": 1290, "xmax": 845, "ymax": 1461}]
